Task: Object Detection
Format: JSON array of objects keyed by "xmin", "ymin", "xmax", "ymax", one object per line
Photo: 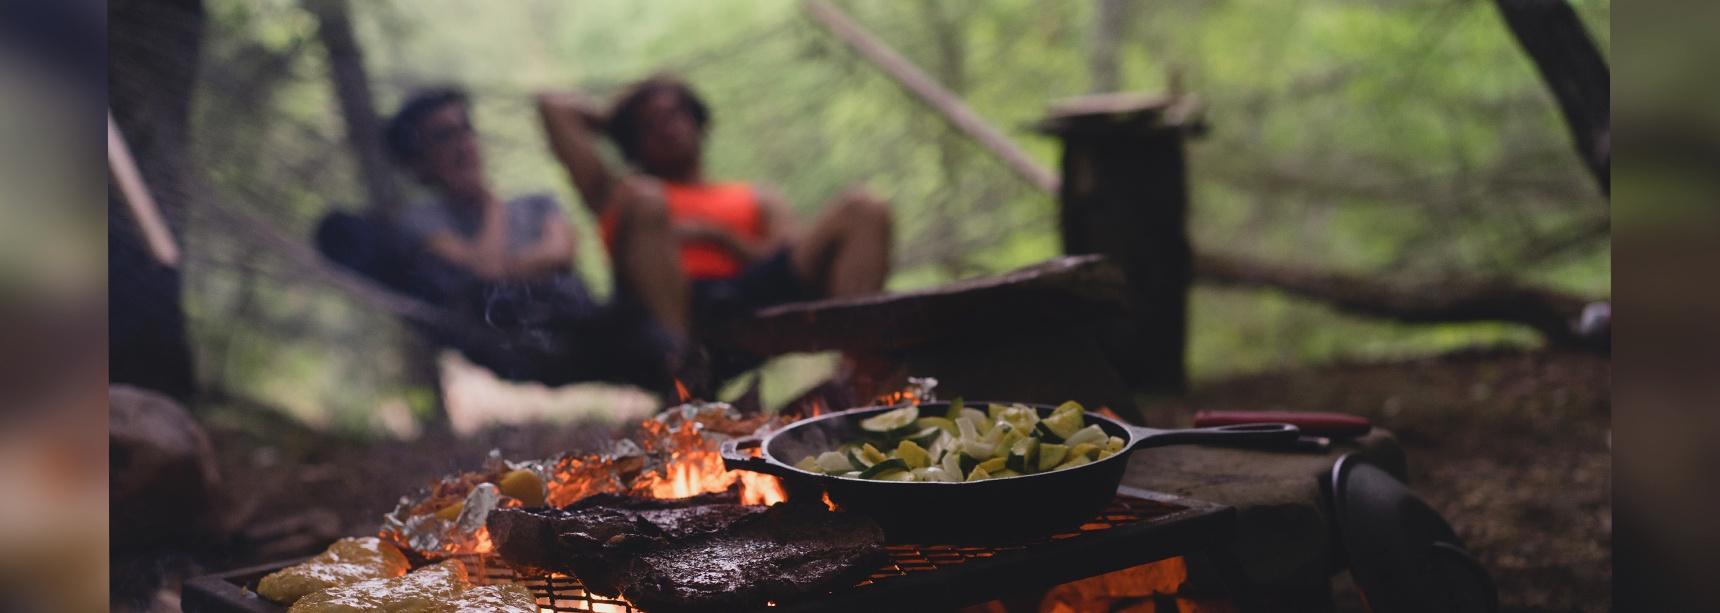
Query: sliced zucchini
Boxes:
[
  {"xmin": 1037, "ymin": 443, "xmax": 1069, "ymax": 471},
  {"xmin": 957, "ymin": 452, "xmax": 982, "ymax": 475},
  {"xmin": 1069, "ymin": 442, "xmax": 1099, "ymax": 461},
  {"xmin": 1104, "ymin": 436, "xmax": 1126, "ymax": 453},
  {"xmin": 1053, "ymin": 454, "xmax": 1092, "ymax": 470},
  {"xmin": 1034, "ymin": 421, "xmax": 1065, "ymax": 443},
  {"xmin": 1041, "ymin": 408, "xmax": 1085, "ymax": 441},
  {"xmin": 861, "ymin": 405, "xmax": 919, "ymax": 434},
  {"xmin": 965, "ymin": 466, "xmax": 992, "ymax": 481},
  {"xmin": 874, "ymin": 469, "xmax": 915, "ymax": 482},
  {"xmin": 916, "ymin": 417, "xmax": 958, "ymax": 437},
  {"xmin": 795, "ymin": 456, "xmax": 822, "ymax": 472},
  {"xmin": 1005, "ymin": 436, "xmax": 1040, "ymax": 473},
  {"xmin": 945, "ymin": 397, "xmax": 966, "ymax": 420},
  {"xmin": 990, "ymin": 468, "xmax": 1021, "ymax": 478},
  {"xmin": 906, "ymin": 426, "xmax": 944, "ymax": 448},
  {"xmin": 975, "ymin": 457, "xmax": 1008, "ymax": 474},
  {"xmin": 894, "ymin": 440, "xmax": 932, "ymax": 469},
  {"xmin": 860, "ymin": 443, "xmax": 889, "ymax": 465},
  {"xmin": 987, "ymin": 403, "xmax": 1011, "ymax": 420},
  {"xmin": 1051, "ymin": 400, "xmax": 1084, "ymax": 417},
  {"xmin": 997, "ymin": 406, "xmax": 1040, "ymax": 433},
  {"xmin": 1096, "ymin": 449, "xmax": 1115, "ymax": 461},
  {"xmin": 858, "ymin": 458, "xmax": 909, "ymax": 479},
  {"xmin": 815, "ymin": 451, "xmax": 852, "ymax": 474},
  {"xmin": 846, "ymin": 448, "xmax": 874, "ymax": 470}
]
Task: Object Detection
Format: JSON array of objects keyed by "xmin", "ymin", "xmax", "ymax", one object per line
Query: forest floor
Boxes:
[{"xmin": 164, "ymin": 347, "xmax": 1608, "ymax": 613}]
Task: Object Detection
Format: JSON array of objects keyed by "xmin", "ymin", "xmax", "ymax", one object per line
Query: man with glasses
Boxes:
[{"xmin": 380, "ymin": 87, "xmax": 686, "ymax": 393}]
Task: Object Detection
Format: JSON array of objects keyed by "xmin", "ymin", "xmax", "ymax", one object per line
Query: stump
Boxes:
[{"xmin": 1037, "ymin": 93, "xmax": 1207, "ymax": 395}]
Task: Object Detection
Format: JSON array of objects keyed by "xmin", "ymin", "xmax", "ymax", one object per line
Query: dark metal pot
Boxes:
[{"xmin": 721, "ymin": 401, "xmax": 1298, "ymax": 542}]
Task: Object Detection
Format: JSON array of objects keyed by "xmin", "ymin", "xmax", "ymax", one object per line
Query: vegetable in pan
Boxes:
[{"xmin": 793, "ymin": 399, "xmax": 1125, "ymax": 482}]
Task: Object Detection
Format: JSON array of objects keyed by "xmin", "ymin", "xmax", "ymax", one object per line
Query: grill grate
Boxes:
[{"xmin": 445, "ymin": 494, "xmax": 1191, "ymax": 613}]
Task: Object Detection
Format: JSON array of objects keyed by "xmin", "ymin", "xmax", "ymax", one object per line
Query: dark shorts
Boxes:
[
  {"xmin": 689, "ymin": 249, "xmax": 817, "ymax": 322},
  {"xmin": 474, "ymin": 275, "xmax": 678, "ymax": 389}
]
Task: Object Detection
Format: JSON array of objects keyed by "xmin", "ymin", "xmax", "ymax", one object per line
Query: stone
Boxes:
[
  {"xmin": 1122, "ymin": 429, "xmax": 1404, "ymax": 591},
  {"xmin": 110, "ymin": 384, "xmax": 221, "ymax": 549}
]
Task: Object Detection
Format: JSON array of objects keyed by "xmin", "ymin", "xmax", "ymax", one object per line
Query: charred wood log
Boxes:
[{"xmin": 1195, "ymin": 253, "xmax": 1607, "ymax": 351}]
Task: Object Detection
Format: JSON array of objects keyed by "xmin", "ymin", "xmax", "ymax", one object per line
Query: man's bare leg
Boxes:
[
  {"xmin": 790, "ymin": 187, "xmax": 894, "ymax": 297},
  {"xmin": 608, "ymin": 178, "xmax": 690, "ymax": 341}
]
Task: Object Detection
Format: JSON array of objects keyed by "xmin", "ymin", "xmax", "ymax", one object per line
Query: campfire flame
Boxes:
[{"xmin": 537, "ymin": 406, "xmax": 787, "ymax": 508}]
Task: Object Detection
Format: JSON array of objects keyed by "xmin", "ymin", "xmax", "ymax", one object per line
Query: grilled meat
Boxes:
[
  {"xmin": 487, "ymin": 490, "xmax": 756, "ymax": 579},
  {"xmin": 491, "ymin": 492, "xmax": 888, "ymax": 612},
  {"xmin": 615, "ymin": 502, "xmax": 889, "ymax": 613}
]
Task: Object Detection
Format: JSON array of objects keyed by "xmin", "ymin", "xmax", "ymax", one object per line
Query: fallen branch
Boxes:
[{"xmin": 1195, "ymin": 253, "xmax": 1605, "ymax": 349}]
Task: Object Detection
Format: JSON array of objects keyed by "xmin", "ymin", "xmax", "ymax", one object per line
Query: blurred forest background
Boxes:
[{"xmin": 180, "ymin": 0, "xmax": 1611, "ymax": 434}]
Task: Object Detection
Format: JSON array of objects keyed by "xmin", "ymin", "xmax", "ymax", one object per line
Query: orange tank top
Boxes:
[
  {"xmin": 666, "ymin": 182, "xmax": 763, "ymax": 279},
  {"xmin": 600, "ymin": 182, "xmax": 764, "ymax": 280}
]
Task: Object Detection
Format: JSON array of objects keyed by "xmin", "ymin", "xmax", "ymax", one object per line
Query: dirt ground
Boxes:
[
  {"xmin": 1143, "ymin": 348, "xmax": 1611, "ymax": 612},
  {"xmin": 148, "ymin": 347, "xmax": 1608, "ymax": 612}
]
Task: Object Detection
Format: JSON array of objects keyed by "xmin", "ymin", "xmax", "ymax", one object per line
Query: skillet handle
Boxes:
[
  {"xmin": 1127, "ymin": 422, "xmax": 1302, "ymax": 451},
  {"xmin": 719, "ymin": 435, "xmax": 791, "ymax": 477}
]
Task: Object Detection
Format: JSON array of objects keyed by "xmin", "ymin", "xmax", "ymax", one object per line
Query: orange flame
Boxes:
[
  {"xmin": 875, "ymin": 389, "xmax": 918, "ymax": 406},
  {"xmin": 673, "ymin": 379, "xmax": 691, "ymax": 403},
  {"xmin": 542, "ymin": 413, "xmax": 787, "ymax": 507}
]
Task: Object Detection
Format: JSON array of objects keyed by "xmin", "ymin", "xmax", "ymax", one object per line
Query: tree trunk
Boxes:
[
  {"xmin": 1089, "ymin": 0, "xmax": 1128, "ymax": 93},
  {"xmin": 109, "ymin": 0, "xmax": 205, "ymax": 401},
  {"xmin": 306, "ymin": 0, "xmax": 402, "ymax": 219},
  {"xmin": 1493, "ymin": 0, "xmax": 1609, "ymax": 196}
]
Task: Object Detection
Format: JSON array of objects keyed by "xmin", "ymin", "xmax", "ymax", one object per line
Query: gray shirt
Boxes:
[{"xmin": 400, "ymin": 192, "xmax": 566, "ymax": 255}]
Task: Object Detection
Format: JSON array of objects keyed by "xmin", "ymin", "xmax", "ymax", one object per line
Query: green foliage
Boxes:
[{"xmin": 184, "ymin": 0, "xmax": 1610, "ymax": 431}]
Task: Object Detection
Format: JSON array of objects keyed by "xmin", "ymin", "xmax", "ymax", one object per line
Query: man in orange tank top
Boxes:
[{"xmin": 538, "ymin": 76, "xmax": 893, "ymax": 334}]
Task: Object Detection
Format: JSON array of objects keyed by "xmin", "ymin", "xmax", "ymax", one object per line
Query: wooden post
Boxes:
[{"xmin": 1037, "ymin": 93, "xmax": 1207, "ymax": 394}]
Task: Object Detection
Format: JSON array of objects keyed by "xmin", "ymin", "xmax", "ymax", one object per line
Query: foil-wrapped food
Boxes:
[
  {"xmin": 379, "ymin": 454, "xmax": 553, "ymax": 555},
  {"xmin": 381, "ymin": 402, "xmax": 783, "ymax": 556}
]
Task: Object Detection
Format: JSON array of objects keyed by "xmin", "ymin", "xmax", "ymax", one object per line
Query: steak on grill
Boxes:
[
  {"xmin": 487, "ymin": 490, "xmax": 759, "ymax": 579},
  {"xmin": 609, "ymin": 502, "xmax": 889, "ymax": 613}
]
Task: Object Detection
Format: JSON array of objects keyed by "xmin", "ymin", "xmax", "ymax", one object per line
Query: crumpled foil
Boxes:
[
  {"xmin": 379, "ymin": 401, "xmax": 797, "ymax": 555},
  {"xmin": 380, "ymin": 482, "xmax": 501, "ymax": 556},
  {"xmin": 905, "ymin": 376, "xmax": 939, "ymax": 403}
]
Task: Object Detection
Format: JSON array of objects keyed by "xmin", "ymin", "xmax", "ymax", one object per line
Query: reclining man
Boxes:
[
  {"xmin": 537, "ymin": 75, "xmax": 894, "ymax": 377},
  {"xmin": 381, "ymin": 87, "xmax": 687, "ymax": 392}
]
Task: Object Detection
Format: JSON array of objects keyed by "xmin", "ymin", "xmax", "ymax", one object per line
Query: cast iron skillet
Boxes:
[{"xmin": 721, "ymin": 401, "xmax": 1299, "ymax": 542}]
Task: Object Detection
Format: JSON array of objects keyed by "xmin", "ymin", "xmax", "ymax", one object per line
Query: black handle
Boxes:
[
  {"xmin": 719, "ymin": 435, "xmax": 793, "ymax": 477},
  {"xmin": 1127, "ymin": 422, "xmax": 1302, "ymax": 451}
]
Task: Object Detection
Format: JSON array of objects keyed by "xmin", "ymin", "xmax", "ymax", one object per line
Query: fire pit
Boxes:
[{"xmin": 184, "ymin": 486, "xmax": 1233, "ymax": 613}]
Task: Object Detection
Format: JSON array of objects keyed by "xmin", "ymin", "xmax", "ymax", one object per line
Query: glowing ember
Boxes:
[
  {"xmin": 673, "ymin": 379, "xmax": 692, "ymax": 403},
  {"xmin": 875, "ymin": 376, "xmax": 938, "ymax": 406},
  {"xmin": 471, "ymin": 527, "xmax": 494, "ymax": 554},
  {"xmin": 1037, "ymin": 557, "xmax": 1193, "ymax": 612}
]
